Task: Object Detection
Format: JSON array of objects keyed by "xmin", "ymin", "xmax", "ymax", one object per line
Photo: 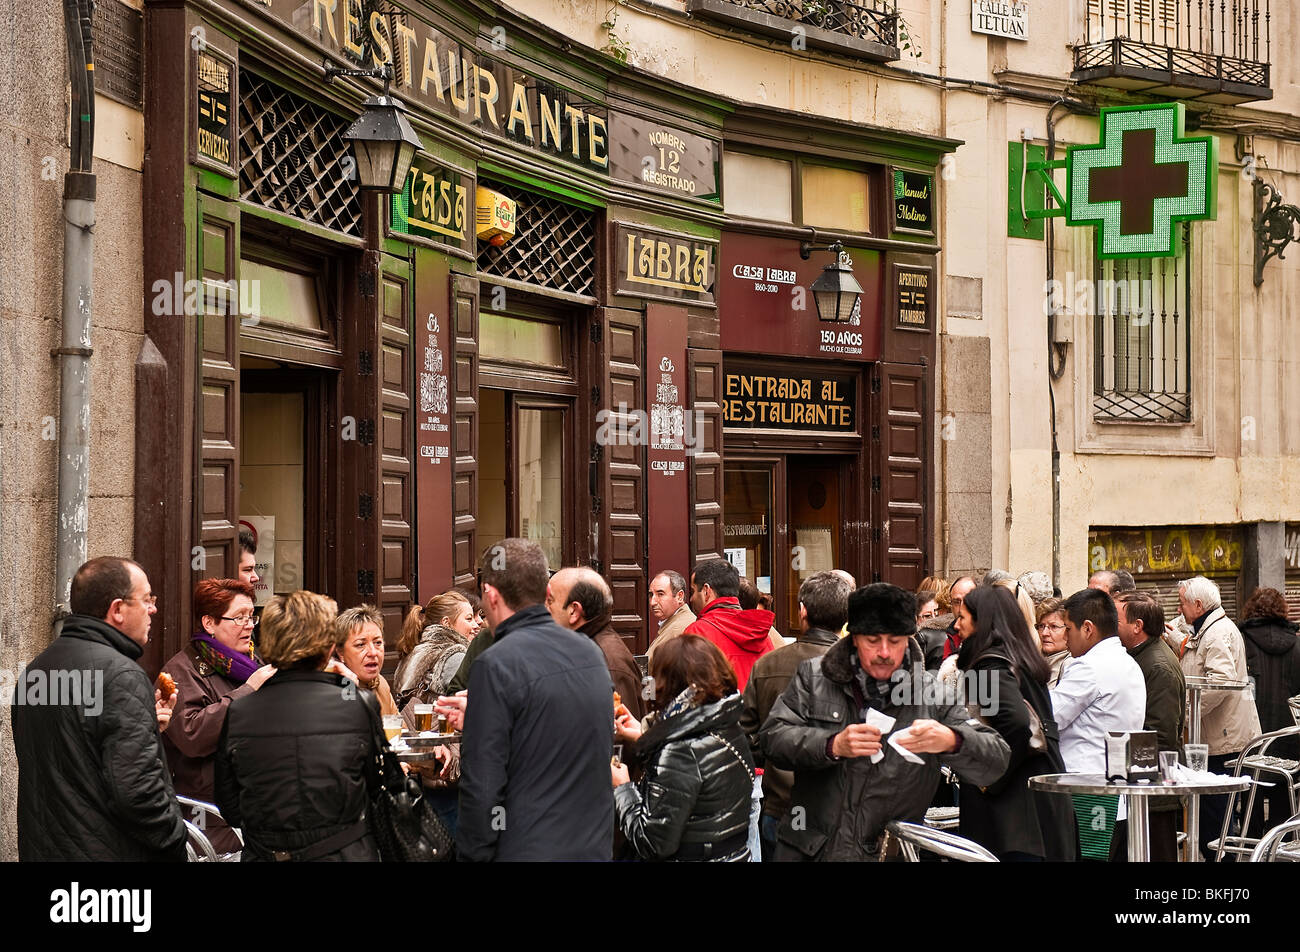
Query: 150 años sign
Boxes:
[{"xmin": 269, "ymin": 0, "xmax": 609, "ymax": 170}]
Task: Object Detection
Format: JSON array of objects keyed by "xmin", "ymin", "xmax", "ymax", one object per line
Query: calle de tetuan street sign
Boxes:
[{"xmin": 1010, "ymin": 102, "xmax": 1218, "ymax": 259}]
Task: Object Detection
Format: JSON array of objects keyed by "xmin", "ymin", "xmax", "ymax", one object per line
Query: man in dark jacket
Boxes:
[
  {"xmin": 457, "ymin": 538, "xmax": 615, "ymax": 861},
  {"xmin": 1112, "ymin": 592, "xmax": 1185, "ymax": 861},
  {"xmin": 686, "ymin": 558, "xmax": 774, "ymax": 690},
  {"xmin": 547, "ymin": 565, "xmax": 644, "ymax": 720},
  {"xmin": 740, "ymin": 570, "xmax": 851, "ymax": 860},
  {"xmin": 760, "ymin": 583, "xmax": 1010, "ymax": 861},
  {"xmin": 12, "ymin": 557, "xmax": 188, "ymax": 861}
]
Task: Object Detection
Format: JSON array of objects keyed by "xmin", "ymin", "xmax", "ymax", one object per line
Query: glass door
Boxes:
[{"xmin": 479, "ymin": 389, "xmax": 573, "ymax": 570}]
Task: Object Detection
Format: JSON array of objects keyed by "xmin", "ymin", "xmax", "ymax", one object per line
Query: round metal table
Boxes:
[
  {"xmin": 1029, "ymin": 772, "xmax": 1251, "ymax": 863},
  {"xmin": 1183, "ymin": 677, "xmax": 1251, "ymax": 862}
]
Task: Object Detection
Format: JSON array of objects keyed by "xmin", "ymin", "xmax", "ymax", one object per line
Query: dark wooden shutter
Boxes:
[
  {"xmin": 871, "ymin": 361, "xmax": 928, "ymax": 588},
  {"xmin": 193, "ymin": 194, "xmax": 240, "ymax": 585},
  {"xmin": 377, "ymin": 255, "xmax": 415, "ymax": 639},
  {"xmin": 688, "ymin": 347, "xmax": 724, "ymax": 564},
  {"xmin": 451, "ymin": 274, "xmax": 479, "ymax": 590},
  {"xmin": 592, "ymin": 306, "xmax": 647, "ymax": 649}
]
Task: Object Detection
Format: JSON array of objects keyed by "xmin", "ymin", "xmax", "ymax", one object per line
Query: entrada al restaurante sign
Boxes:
[{"xmin": 723, "ymin": 372, "xmax": 855, "ymax": 432}]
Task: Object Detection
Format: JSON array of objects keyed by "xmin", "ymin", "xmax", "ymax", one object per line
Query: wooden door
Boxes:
[
  {"xmin": 451, "ymin": 274, "xmax": 480, "ymax": 590},
  {"xmin": 870, "ymin": 362, "xmax": 929, "ymax": 588}
]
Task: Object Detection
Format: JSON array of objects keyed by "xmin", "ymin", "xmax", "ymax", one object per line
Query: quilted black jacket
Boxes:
[
  {"xmin": 12, "ymin": 615, "xmax": 188, "ymax": 861},
  {"xmin": 613, "ymin": 692, "xmax": 754, "ymax": 860},
  {"xmin": 215, "ymin": 669, "xmax": 382, "ymax": 861}
]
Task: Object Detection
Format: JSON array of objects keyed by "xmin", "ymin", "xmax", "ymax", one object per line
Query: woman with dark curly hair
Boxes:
[
  {"xmin": 611, "ymin": 635, "xmax": 755, "ymax": 861},
  {"xmin": 1239, "ymin": 586, "xmax": 1300, "ymax": 834}
]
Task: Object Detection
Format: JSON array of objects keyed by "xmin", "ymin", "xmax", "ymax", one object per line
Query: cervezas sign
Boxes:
[{"xmin": 267, "ymin": 0, "xmax": 610, "ymax": 171}]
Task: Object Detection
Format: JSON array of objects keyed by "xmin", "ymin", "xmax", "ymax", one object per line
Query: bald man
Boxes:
[{"xmin": 547, "ymin": 567, "xmax": 645, "ymax": 720}]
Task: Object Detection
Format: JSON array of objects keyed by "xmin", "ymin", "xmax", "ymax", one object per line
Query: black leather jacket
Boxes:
[
  {"xmin": 614, "ymin": 692, "xmax": 754, "ymax": 861},
  {"xmin": 215, "ymin": 669, "xmax": 382, "ymax": 861}
]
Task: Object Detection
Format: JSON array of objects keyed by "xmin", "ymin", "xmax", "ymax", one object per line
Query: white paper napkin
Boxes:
[
  {"xmin": 865, "ymin": 708, "xmax": 895, "ymax": 764},
  {"xmin": 887, "ymin": 725, "xmax": 926, "ymax": 764}
]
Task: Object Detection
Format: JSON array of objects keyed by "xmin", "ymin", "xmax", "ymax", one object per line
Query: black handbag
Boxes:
[{"xmin": 363, "ymin": 697, "xmax": 454, "ymax": 862}]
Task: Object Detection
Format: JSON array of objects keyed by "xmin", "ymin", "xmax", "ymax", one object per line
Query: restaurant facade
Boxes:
[{"xmin": 136, "ymin": 0, "xmax": 954, "ymax": 663}]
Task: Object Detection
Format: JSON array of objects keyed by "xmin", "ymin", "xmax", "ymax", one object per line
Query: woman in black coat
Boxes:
[
  {"xmin": 215, "ymin": 591, "xmax": 382, "ymax": 862},
  {"xmin": 1239, "ymin": 586, "xmax": 1300, "ymax": 835},
  {"xmin": 611, "ymin": 635, "xmax": 755, "ymax": 861},
  {"xmin": 953, "ymin": 585, "xmax": 1076, "ymax": 861}
]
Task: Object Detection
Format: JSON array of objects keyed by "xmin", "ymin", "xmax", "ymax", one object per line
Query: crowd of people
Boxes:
[{"xmin": 9, "ymin": 535, "xmax": 1300, "ymax": 863}]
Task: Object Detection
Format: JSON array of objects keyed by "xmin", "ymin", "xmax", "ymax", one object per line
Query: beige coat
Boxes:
[
  {"xmin": 1178, "ymin": 607, "xmax": 1261, "ymax": 755},
  {"xmin": 646, "ymin": 604, "xmax": 696, "ymax": 664}
]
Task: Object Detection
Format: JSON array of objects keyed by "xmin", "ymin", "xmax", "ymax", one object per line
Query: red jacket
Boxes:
[{"xmin": 686, "ymin": 597, "xmax": 775, "ymax": 690}]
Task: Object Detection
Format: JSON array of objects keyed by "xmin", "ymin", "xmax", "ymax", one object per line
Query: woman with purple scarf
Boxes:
[{"xmin": 161, "ymin": 578, "xmax": 277, "ymax": 854}]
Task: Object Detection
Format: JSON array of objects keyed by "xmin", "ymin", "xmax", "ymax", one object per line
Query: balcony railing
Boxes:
[
  {"xmin": 686, "ymin": 0, "xmax": 899, "ymax": 62},
  {"xmin": 1073, "ymin": 1, "xmax": 1271, "ymax": 104}
]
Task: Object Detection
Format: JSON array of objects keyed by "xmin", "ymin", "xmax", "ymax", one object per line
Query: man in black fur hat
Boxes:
[{"xmin": 760, "ymin": 582, "xmax": 1010, "ymax": 861}]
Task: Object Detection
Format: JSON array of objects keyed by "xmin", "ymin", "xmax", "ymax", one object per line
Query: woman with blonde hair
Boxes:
[{"xmin": 215, "ymin": 590, "xmax": 382, "ymax": 862}]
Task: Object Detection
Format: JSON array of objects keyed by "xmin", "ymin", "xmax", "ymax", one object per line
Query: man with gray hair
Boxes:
[
  {"xmin": 1173, "ymin": 575, "xmax": 1261, "ymax": 860},
  {"xmin": 646, "ymin": 569, "xmax": 696, "ymax": 665},
  {"xmin": 740, "ymin": 571, "xmax": 853, "ymax": 860},
  {"xmin": 1088, "ymin": 569, "xmax": 1137, "ymax": 595}
]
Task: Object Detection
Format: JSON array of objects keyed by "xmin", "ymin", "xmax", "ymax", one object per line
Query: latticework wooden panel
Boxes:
[
  {"xmin": 476, "ymin": 181, "xmax": 597, "ymax": 296},
  {"xmin": 238, "ymin": 70, "xmax": 362, "ymax": 237}
]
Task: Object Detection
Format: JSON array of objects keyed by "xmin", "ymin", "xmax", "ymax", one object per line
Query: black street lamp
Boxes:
[
  {"xmin": 800, "ymin": 241, "xmax": 862, "ymax": 323},
  {"xmin": 326, "ymin": 63, "xmax": 422, "ymax": 192}
]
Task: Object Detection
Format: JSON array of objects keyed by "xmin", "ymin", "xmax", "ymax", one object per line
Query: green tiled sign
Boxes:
[{"xmin": 1067, "ymin": 103, "xmax": 1217, "ymax": 259}]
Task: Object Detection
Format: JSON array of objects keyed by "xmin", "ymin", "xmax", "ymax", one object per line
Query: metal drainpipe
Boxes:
[{"xmin": 54, "ymin": 0, "xmax": 96, "ymax": 618}]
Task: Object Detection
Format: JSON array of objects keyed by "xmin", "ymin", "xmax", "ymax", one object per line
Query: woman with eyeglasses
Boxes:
[
  {"xmin": 1034, "ymin": 597, "xmax": 1073, "ymax": 689},
  {"xmin": 160, "ymin": 577, "xmax": 278, "ymax": 854}
]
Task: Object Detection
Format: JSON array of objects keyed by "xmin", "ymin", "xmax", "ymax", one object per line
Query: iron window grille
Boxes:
[
  {"xmin": 1092, "ymin": 223, "xmax": 1193, "ymax": 422},
  {"xmin": 476, "ymin": 181, "xmax": 597, "ymax": 297},
  {"xmin": 238, "ymin": 69, "xmax": 362, "ymax": 237}
]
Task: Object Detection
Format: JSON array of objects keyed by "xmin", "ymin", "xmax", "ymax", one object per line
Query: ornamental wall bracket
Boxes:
[{"xmin": 1253, "ymin": 177, "xmax": 1300, "ymax": 287}]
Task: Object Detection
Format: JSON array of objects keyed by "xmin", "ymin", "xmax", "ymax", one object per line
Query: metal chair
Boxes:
[
  {"xmin": 885, "ymin": 820, "xmax": 999, "ymax": 862},
  {"xmin": 1210, "ymin": 725, "xmax": 1300, "ymax": 861},
  {"xmin": 1248, "ymin": 814, "xmax": 1300, "ymax": 862},
  {"xmin": 1289, "ymin": 694, "xmax": 1300, "ymax": 727},
  {"xmin": 177, "ymin": 795, "xmax": 242, "ymax": 862}
]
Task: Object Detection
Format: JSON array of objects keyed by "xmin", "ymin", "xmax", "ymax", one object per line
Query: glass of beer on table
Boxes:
[
  {"xmin": 414, "ymin": 703, "xmax": 434, "ymax": 732},
  {"xmin": 382, "ymin": 714, "xmax": 403, "ymax": 742}
]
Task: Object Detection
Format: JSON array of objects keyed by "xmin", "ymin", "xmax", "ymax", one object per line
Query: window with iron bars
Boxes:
[{"xmin": 1092, "ymin": 223, "xmax": 1192, "ymax": 422}]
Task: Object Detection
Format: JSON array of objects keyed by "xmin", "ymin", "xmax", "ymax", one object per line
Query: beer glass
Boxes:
[
  {"xmin": 382, "ymin": 714, "xmax": 403, "ymax": 742},
  {"xmin": 414, "ymin": 703, "xmax": 434, "ymax": 732}
]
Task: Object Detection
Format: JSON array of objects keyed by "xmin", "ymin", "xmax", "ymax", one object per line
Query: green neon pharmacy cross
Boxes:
[{"xmin": 1015, "ymin": 102, "xmax": 1217, "ymax": 259}]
